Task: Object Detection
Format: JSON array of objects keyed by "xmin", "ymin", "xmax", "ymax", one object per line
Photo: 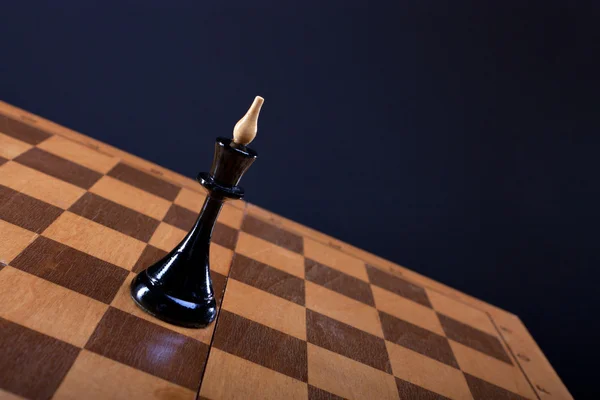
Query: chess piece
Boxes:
[{"xmin": 130, "ymin": 96, "xmax": 263, "ymax": 328}]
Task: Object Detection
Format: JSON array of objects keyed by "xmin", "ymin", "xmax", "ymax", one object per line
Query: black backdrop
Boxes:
[{"xmin": 2, "ymin": 1, "xmax": 598, "ymax": 397}]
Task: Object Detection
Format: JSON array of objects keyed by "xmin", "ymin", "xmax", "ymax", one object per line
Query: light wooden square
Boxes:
[
  {"xmin": 149, "ymin": 222, "xmax": 187, "ymax": 253},
  {"xmin": 54, "ymin": 350, "xmax": 195, "ymax": 400},
  {"xmin": 385, "ymin": 340, "xmax": 472, "ymax": 400},
  {"xmin": 37, "ymin": 135, "xmax": 119, "ymax": 173},
  {"xmin": 90, "ymin": 176, "xmax": 171, "ymax": 220},
  {"xmin": 223, "ymin": 279, "xmax": 307, "ymax": 340},
  {"xmin": 304, "ymin": 238, "xmax": 368, "ymax": 282},
  {"xmin": 200, "ymin": 348, "xmax": 307, "ymax": 400},
  {"xmin": 0, "ymin": 388, "xmax": 26, "ymax": 400},
  {"xmin": 0, "ymin": 132, "xmax": 32, "ymax": 159},
  {"xmin": 450, "ymin": 340, "xmax": 536, "ymax": 399},
  {"xmin": 210, "ymin": 243, "xmax": 234, "ymax": 276},
  {"xmin": 174, "ymin": 188, "xmax": 207, "ymax": 213},
  {"xmin": 43, "ymin": 212, "xmax": 146, "ymax": 270},
  {"xmin": 305, "ymin": 281, "xmax": 383, "ymax": 338},
  {"xmin": 427, "ymin": 289, "xmax": 497, "ymax": 336},
  {"xmin": 0, "ymin": 267, "xmax": 108, "ymax": 347},
  {"xmin": 218, "ymin": 203, "xmax": 244, "ymax": 230},
  {"xmin": 307, "ymin": 343, "xmax": 399, "ymax": 400},
  {"xmin": 235, "ymin": 232, "xmax": 304, "ymax": 278},
  {"xmin": 0, "ymin": 161, "xmax": 85, "ymax": 209},
  {"xmin": 0, "ymin": 220, "xmax": 38, "ymax": 265},
  {"xmin": 372, "ymin": 285, "xmax": 445, "ymax": 336}
]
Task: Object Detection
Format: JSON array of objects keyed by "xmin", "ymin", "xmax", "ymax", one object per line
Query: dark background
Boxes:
[{"xmin": 1, "ymin": 1, "xmax": 598, "ymax": 397}]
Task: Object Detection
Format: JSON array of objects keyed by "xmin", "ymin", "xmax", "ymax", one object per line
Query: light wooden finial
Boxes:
[{"xmin": 233, "ymin": 96, "xmax": 264, "ymax": 145}]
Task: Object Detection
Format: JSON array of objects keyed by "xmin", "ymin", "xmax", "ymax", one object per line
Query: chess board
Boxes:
[{"xmin": 0, "ymin": 101, "xmax": 571, "ymax": 400}]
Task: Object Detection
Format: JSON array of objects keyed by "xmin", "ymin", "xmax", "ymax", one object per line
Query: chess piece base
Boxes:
[
  {"xmin": 130, "ymin": 272, "xmax": 217, "ymax": 328},
  {"xmin": 129, "ymin": 136, "xmax": 256, "ymax": 329}
]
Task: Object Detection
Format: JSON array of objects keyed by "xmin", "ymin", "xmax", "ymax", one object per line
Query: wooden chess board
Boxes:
[{"xmin": 0, "ymin": 101, "xmax": 571, "ymax": 400}]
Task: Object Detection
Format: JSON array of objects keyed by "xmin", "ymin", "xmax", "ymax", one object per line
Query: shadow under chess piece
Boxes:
[{"xmin": 130, "ymin": 96, "xmax": 263, "ymax": 328}]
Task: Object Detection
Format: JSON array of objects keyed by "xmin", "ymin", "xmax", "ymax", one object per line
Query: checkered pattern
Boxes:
[{"xmin": 0, "ymin": 113, "xmax": 539, "ymax": 400}]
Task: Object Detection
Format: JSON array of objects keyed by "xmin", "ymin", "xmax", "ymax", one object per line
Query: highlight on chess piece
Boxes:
[{"xmin": 130, "ymin": 96, "xmax": 263, "ymax": 328}]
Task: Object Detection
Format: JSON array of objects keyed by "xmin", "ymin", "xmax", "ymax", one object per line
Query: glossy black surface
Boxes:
[
  {"xmin": 131, "ymin": 138, "xmax": 257, "ymax": 328},
  {"xmin": 210, "ymin": 137, "xmax": 258, "ymax": 187}
]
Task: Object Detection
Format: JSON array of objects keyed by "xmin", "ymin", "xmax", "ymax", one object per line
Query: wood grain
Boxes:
[
  {"xmin": 0, "ymin": 113, "xmax": 51, "ymax": 145},
  {"xmin": 149, "ymin": 222, "xmax": 187, "ymax": 252},
  {"xmin": 449, "ymin": 340, "xmax": 534, "ymax": 398},
  {"xmin": 304, "ymin": 238, "xmax": 368, "ymax": 282},
  {"xmin": 241, "ymin": 214, "xmax": 304, "ymax": 253},
  {"xmin": 174, "ymin": 187, "xmax": 207, "ymax": 213},
  {"xmin": 306, "ymin": 281, "xmax": 384, "ymax": 338},
  {"xmin": 223, "ymin": 279, "xmax": 307, "ymax": 340},
  {"xmin": 85, "ymin": 308, "xmax": 209, "ymax": 390},
  {"xmin": 306, "ymin": 258, "xmax": 375, "ymax": 306},
  {"xmin": 54, "ymin": 350, "xmax": 195, "ymax": 400},
  {"xmin": 0, "ymin": 388, "xmax": 26, "ymax": 400},
  {"xmin": 108, "ymin": 163, "xmax": 180, "ymax": 201},
  {"xmin": 427, "ymin": 289, "xmax": 497, "ymax": 336},
  {"xmin": 307, "ymin": 343, "xmax": 399, "ymax": 400},
  {"xmin": 212, "ymin": 222, "xmax": 239, "ymax": 250},
  {"xmin": 0, "ymin": 161, "xmax": 85, "ymax": 209},
  {"xmin": 0, "ymin": 318, "xmax": 80, "ymax": 400},
  {"xmin": 0, "ymin": 132, "xmax": 32, "ymax": 160},
  {"xmin": 212, "ymin": 310, "xmax": 308, "ymax": 382},
  {"xmin": 385, "ymin": 340, "xmax": 471, "ymax": 400},
  {"xmin": 395, "ymin": 378, "xmax": 452, "ymax": 400},
  {"xmin": 235, "ymin": 232, "xmax": 305, "ymax": 278},
  {"xmin": 308, "ymin": 385, "xmax": 345, "ymax": 400},
  {"xmin": 15, "ymin": 147, "xmax": 102, "ymax": 189},
  {"xmin": 69, "ymin": 192, "xmax": 160, "ymax": 242},
  {"xmin": 372, "ymin": 285, "xmax": 445, "ymax": 337},
  {"xmin": 10, "ymin": 236, "xmax": 129, "ymax": 304},
  {"xmin": 464, "ymin": 373, "xmax": 530, "ymax": 400},
  {"xmin": 230, "ymin": 254, "xmax": 305, "ymax": 306},
  {"xmin": 43, "ymin": 212, "xmax": 146, "ymax": 270},
  {"xmin": 210, "ymin": 242, "xmax": 234, "ymax": 276},
  {"xmin": 0, "ymin": 267, "xmax": 108, "ymax": 347},
  {"xmin": 90, "ymin": 176, "xmax": 171, "ymax": 220},
  {"xmin": 307, "ymin": 309, "xmax": 391, "ymax": 373},
  {"xmin": 200, "ymin": 348, "xmax": 308, "ymax": 400},
  {"xmin": 0, "ymin": 220, "xmax": 38, "ymax": 265},
  {"xmin": 219, "ymin": 203, "xmax": 245, "ymax": 229},
  {"xmin": 379, "ymin": 311, "xmax": 458, "ymax": 368},
  {"xmin": 367, "ymin": 264, "xmax": 432, "ymax": 308},
  {"xmin": 438, "ymin": 313, "xmax": 512, "ymax": 364},
  {"xmin": 37, "ymin": 135, "xmax": 119, "ymax": 174},
  {"xmin": 0, "ymin": 185, "xmax": 63, "ymax": 233}
]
